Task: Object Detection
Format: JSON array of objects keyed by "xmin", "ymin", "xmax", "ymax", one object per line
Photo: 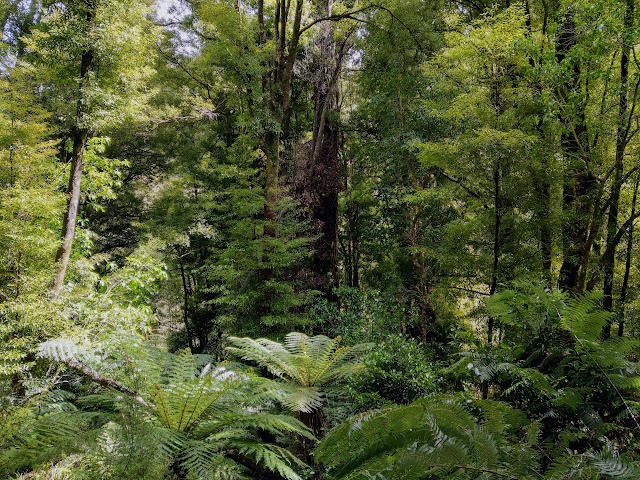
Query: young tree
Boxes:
[{"xmin": 23, "ymin": 0, "xmax": 158, "ymax": 296}]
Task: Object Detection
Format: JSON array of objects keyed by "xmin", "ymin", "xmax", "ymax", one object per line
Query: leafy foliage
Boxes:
[
  {"xmin": 4, "ymin": 0, "xmax": 640, "ymax": 478},
  {"xmin": 450, "ymin": 285, "xmax": 640, "ymax": 475},
  {"xmin": 347, "ymin": 334, "xmax": 439, "ymax": 409}
]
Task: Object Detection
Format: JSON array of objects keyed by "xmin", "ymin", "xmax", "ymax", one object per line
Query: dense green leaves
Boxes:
[{"xmin": 3, "ymin": 0, "xmax": 640, "ymax": 478}]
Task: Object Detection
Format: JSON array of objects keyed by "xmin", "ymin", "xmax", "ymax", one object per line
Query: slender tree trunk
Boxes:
[
  {"xmin": 406, "ymin": 205, "xmax": 437, "ymax": 345},
  {"xmin": 602, "ymin": 0, "xmax": 634, "ymax": 338},
  {"xmin": 619, "ymin": 175, "xmax": 639, "ymax": 337},
  {"xmin": 525, "ymin": 0, "xmax": 554, "ymax": 287},
  {"xmin": 341, "ymin": 215, "xmax": 360, "ymax": 289},
  {"xmin": 14, "ymin": 250, "xmax": 21, "ymax": 299},
  {"xmin": 52, "ymin": 125, "xmax": 88, "ymax": 297},
  {"xmin": 178, "ymin": 255, "xmax": 194, "ymax": 350},
  {"xmin": 51, "ymin": 10, "xmax": 94, "ymax": 298},
  {"xmin": 539, "ymin": 173, "xmax": 553, "ymax": 286},
  {"xmin": 259, "ymin": 0, "xmax": 303, "ymax": 279},
  {"xmin": 488, "ymin": 161, "xmax": 501, "ymax": 344},
  {"xmin": 0, "ymin": 8, "xmax": 11, "ymax": 37},
  {"xmin": 263, "ymin": 133, "xmax": 280, "ymax": 240},
  {"xmin": 352, "ymin": 242, "xmax": 359, "ymax": 289},
  {"xmin": 483, "ymin": 158, "xmax": 504, "ymax": 401}
]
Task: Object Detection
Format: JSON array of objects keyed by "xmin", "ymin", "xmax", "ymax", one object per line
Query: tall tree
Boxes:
[
  {"xmin": 23, "ymin": 0, "xmax": 157, "ymax": 296},
  {"xmin": 296, "ymin": 0, "xmax": 350, "ymax": 298},
  {"xmin": 601, "ymin": 0, "xmax": 636, "ymax": 336},
  {"xmin": 420, "ymin": 6, "xmax": 543, "ymax": 342}
]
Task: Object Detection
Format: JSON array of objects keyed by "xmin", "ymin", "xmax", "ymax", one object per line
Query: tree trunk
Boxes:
[
  {"xmin": 0, "ymin": 6, "xmax": 11, "ymax": 40},
  {"xmin": 556, "ymin": 15, "xmax": 594, "ymax": 294},
  {"xmin": 539, "ymin": 172, "xmax": 553, "ymax": 287},
  {"xmin": 52, "ymin": 125, "xmax": 88, "ymax": 297},
  {"xmin": 526, "ymin": 0, "xmax": 559, "ymax": 289},
  {"xmin": 311, "ymin": 119, "xmax": 340, "ymax": 297},
  {"xmin": 407, "ymin": 205, "xmax": 436, "ymax": 345},
  {"xmin": 259, "ymin": 0, "xmax": 303, "ymax": 277},
  {"xmin": 305, "ymin": 3, "xmax": 346, "ymax": 299},
  {"xmin": 261, "ymin": 132, "xmax": 280, "ymax": 282},
  {"xmin": 602, "ymin": 0, "xmax": 634, "ymax": 338},
  {"xmin": 619, "ymin": 175, "xmax": 639, "ymax": 337},
  {"xmin": 178, "ymin": 254, "xmax": 194, "ymax": 350},
  {"xmin": 263, "ymin": 133, "xmax": 280, "ymax": 237},
  {"xmin": 51, "ymin": 11, "xmax": 94, "ymax": 298},
  {"xmin": 488, "ymin": 160, "xmax": 501, "ymax": 344}
]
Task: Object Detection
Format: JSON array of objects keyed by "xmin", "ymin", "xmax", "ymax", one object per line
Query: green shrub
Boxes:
[{"xmin": 348, "ymin": 334, "xmax": 439, "ymax": 410}]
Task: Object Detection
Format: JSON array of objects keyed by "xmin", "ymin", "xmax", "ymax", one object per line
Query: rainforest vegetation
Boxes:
[{"xmin": 3, "ymin": 0, "xmax": 640, "ymax": 478}]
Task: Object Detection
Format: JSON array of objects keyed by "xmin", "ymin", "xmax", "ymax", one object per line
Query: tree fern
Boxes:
[
  {"xmin": 227, "ymin": 333, "xmax": 369, "ymax": 389},
  {"xmin": 227, "ymin": 332, "xmax": 369, "ymax": 436},
  {"xmin": 2, "ymin": 335, "xmax": 311, "ymax": 479},
  {"xmin": 544, "ymin": 445, "xmax": 640, "ymax": 480}
]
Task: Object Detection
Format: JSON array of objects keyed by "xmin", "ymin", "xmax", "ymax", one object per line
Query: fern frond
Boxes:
[
  {"xmin": 37, "ymin": 338, "xmax": 97, "ymax": 365},
  {"xmin": 18, "ymin": 335, "xmax": 310, "ymax": 480},
  {"xmin": 180, "ymin": 438, "xmax": 240, "ymax": 480},
  {"xmin": 227, "ymin": 333, "xmax": 368, "ymax": 417},
  {"xmin": 545, "ymin": 447, "xmax": 640, "ymax": 480},
  {"xmin": 235, "ymin": 442, "xmax": 306, "ymax": 480},
  {"xmin": 589, "ymin": 447, "xmax": 639, "ymax": 479},
  {"xmin": 316, "ymin": 396, "xmax": 540, "ymax": 480},
  {"xmin": 150, "ymin": 352, "xmax": 238, "ymax": 432},
  {"xmin": 227, "ymin": 337, "xmax": 303, "ymax": 383}
]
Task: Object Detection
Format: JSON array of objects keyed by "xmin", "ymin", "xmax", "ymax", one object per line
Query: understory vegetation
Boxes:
[{"xmin": 3, "ymin": 0, "xmax": 640, "ymax": 478}]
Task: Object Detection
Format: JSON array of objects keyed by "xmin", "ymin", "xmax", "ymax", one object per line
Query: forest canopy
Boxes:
[{"xmin": 2, "ymin": 0, "xmax": 640, "ymax": 478}]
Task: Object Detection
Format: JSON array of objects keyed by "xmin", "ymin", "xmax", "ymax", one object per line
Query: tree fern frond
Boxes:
[
  {"xmin": 155, "ymin": 426, "xmax": 188, "ymax": 459},
  {"xmin": 215, "ymin": 411, "xmax": 314, "ymax": 438},
  {"xmin": 589, "ymin": 447, "xmax": 639, "ymax": 479},
  {"xmin": 561, "ymin": 293, "xmax": 612, "ymax": 342},
  {"xmin": 280, "ymin": 384, "xmax": 324, "ymax": 413},
  {"xmin": 545, "ymin": 448, "xmax": 640, "ymax": 480},
  {"xmin": 316, "ymin": 396, "xmax": 540, "ymax": 480},
  {"xmin": 180, "ymin": 438, "xmax": 239, "ymax": 480},
  {"xmin": 227, "ymin": 333, "xmax": 367, "ymax": 419},
  {"xmin": 150, "ymin": 352, "xmax": 239, "ymax": 432},
  {"xmin": 16, "ymin": 335, "xmax": 310, "ymax": 480},
  {"xmin": 37, "ymin": 338, "xmax": 97, "ymax": 365},
  {"xmin": 227, "ymin": 336, "xmax": 306, "ymax": 384}
]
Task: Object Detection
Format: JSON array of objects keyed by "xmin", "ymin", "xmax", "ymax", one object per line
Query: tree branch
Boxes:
[
  {"xmin": 155, "ymin": 46, "xmax": 215, "ymax": 102},
  {"xmin": 0, "ymin": 288, "xmax": 14, "ymax": 302},
  {"xmin": 298, "ymin": 4, "xmax": 424, "ymax": 51},
  {"xmin": 438, "ymin": 169, "xmax": 490, "ymax": 209},
  {"xmin": 596, "ymin": 209, "xmax": 640, "ymax": 271},
  {"xmin": 65, "ymin": 358, "xmax": 151, "ymax": 407},
  {"xmin": 434, "ymin": 286, "xmax": 492, "ymax": 296}
]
